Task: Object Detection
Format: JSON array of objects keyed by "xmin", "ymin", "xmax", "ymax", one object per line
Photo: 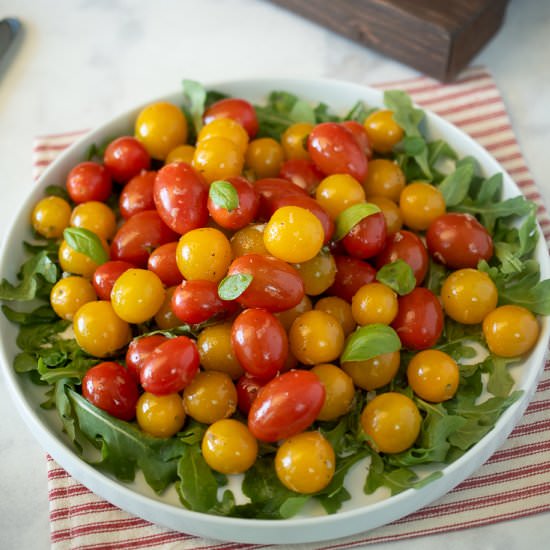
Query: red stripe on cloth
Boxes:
[
  {"xmin": 487, "ymin": 439, "xmax": 550, "ymax": 463},
  {"xmin": 49, "ymin": 483, "xmax": 93, "ymax": 501},
  {"xmin": 35, "ymin": 129, "xmax": 89, "ymax": 140},
  {"xmin": 414, "ymin": 83, "xmax": 498, "ymax": 108},
  {"xmin": 50, "ymin": 500, "xmax": 118, "ymax": 521},
  {"xmin": 51, "ymin": 517, "xmax": 152, "ymax": 542},
  {"xmin": 437, "ymin": 108, "xmax": 508, "ymax": 128},
  {"xmin": 33, "ymin": 143, "xmax": 75, "ymax": 152},
  {"xmin": 428, "ymin": 96, "xmax": 502, "ymax": 117}
]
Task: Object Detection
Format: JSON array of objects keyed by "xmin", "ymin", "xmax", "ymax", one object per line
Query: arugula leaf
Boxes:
[
  {"xmin": 482, "ymin": 356, "xmax": 516, "ymax": 398},
  {"xmin": 438, "ymin": 156, "xmax": 476, "ymax": 206},
  {"xmin": 63, "ymin": 227, "xmax": 109, "ymax": 265},
  {"xmin": 2, "ymin": 304, "xmax": 58, "ymax": 325},
  {"xmin": 428, "ymin": 140, "xmax": 458, "ymax": 166},
  {"xmin": 333, "ymin": 203, "xmax": 381, "ymax": 241},
  {"xmin": 45, "ymin": 185, "xmax": 71, "ymax": 202},
  {"xmin": 424, "ymin": 260, "xmax": 448, "ymax": 295},
  {"xmin": 341, "ymin": 324, "xmax": 401, "ymax": 363},
  {"xmin": 344, "ymin": 101, "xmax": 375, "ymax": 123},
  {"xmin": 376, "ymin": 259, "xmax": 416, "ymax": 296}
]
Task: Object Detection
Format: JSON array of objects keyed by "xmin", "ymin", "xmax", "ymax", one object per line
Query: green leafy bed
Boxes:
[{"xmin": 1, "ymin": 82, "xmax": 549, "ymax": 520}]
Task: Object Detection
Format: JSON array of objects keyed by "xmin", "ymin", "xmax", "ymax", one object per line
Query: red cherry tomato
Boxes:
[
  {"xmin": 248, "ymin": 370, "xmax": 325, "ymax": 442},
  {"xmin": 307, "ymin": 122, "xmax": 368, "ymax": 182},
  {"xmin": 279, "ymin": 159, "xmax": 324, "ymax": 194},
  {"xmin": 103, "ymin": 136, "xmax": 151, "ymax": 183},
  {"xmin": 426, "ymin": 213, "xmax": 494, "ymax": 269},
  {"xmin": 203, "ymin": 97, "xmax": 259, "ymax": 138},
  {"xmin": 236, "ymin": 374, "xmax": 266, "ymax": 415},
  {"xmin": 231, "ymin": 308, "xmax": 288, "ymax": 380},
  {"xmin": 82, "ymin": 362, "xmax": 139, "ymax": 421},
  {"xmin": 227, "ymin": 253, "xmax": 305, "ymax": 312},
  {"xmin": 171, "ymin": 279, "xmax": 238, "ymax": 324},
  {"xmin": 327, "ymin": 255, "xmax": 377, "ymax": 302},
  {"xmin": 147, "ymin": 242, "xmax": 183, "ymax": 287},
  {"xmin": 66, "ymin": 161, "xmax": 112, "ymax": 203},
  {"xmin": 125, "ymin": 334, "xmax": 168, "ymax": 380},
  {"xmin": 254, "ymin": 177, "xmax": 308, "ymax": 220},
  {"xmin": 153, "ymin": 162, "xmax": 208, "ymax": 235},
  {"xmin": 341, "ymin": 120, "xmax": 372, "ymax": 160},
  {"xmin": 119, "ymin": 171, "xmax": 157, "ymax": 219},
  {"xmin": 342, "ymin": 211, "xmax": 387, "ymax": 260},
  {"xmin": 207, "ymin": 176, "xmax": 260, "ymax": 230},
  {"xmin": 110, "ymin": 210, "xmax": 178, "ymax": 267},
  {"xmin": 140, "ymin": 336, "xmax": 200, "ymax": 395},
  {"xmin": 92, "ymin": 260, "xmax": 135, "ymax": 301},
  {"xmin": 392, "ymin": 287, "xmax": 444, "ymax": 350},
  {"xmin": 375, "ymin": 230, "xmax": 429, "ymax": 286}
]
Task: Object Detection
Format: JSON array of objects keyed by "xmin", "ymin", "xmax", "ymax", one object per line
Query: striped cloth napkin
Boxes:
[{"xmin": 34, "ymin": 66, "xmax": 550, "ymax": 549}]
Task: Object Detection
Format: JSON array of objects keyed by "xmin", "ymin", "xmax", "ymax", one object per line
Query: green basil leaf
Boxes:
[
  {"xmin": 182, "ymin": 79, "xmax": 207, "ymax": 134},
  {"xmin": 376, "ymin": 259, "xmax": 416, "ymax": 296},
  {"xmin": 334, "ymin": 203, "xmax": 381, "ymax": 241},
  {"xmin": 218, "ymin": 273, "xmax": 253, "ymax": 300},
  {"xmin": 209, "ymin": 180, "xmax": 240, "ymax": 211},
  {"xmin": 288, "ymin": 99, "xmax": 316, "ymax": 124},
  {"xmin": 63, "ymin": 227, "xmax": 108, "ymax": 265},
  {"xmin": 341, "ymin": 324, "xmax": 401, "ymax": 363}
]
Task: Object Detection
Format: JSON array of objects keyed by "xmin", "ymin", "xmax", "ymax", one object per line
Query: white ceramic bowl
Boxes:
[{"xmin": 1, "ymin": 78, "xmax": 549, "ymax": 544}]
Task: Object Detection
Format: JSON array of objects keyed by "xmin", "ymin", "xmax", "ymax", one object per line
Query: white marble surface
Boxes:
[{"xmin": 0, "ymin": 0, "xmax": 549, "ymax": 548}]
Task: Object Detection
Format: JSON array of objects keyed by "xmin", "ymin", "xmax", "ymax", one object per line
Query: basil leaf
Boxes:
[
  {"xmin": 334, "ymin": 203, "xmax": 381, "ymax": 241},
  {"xmin": 63, "ymin": 227, "xmax": 108, "ymax": 265},
  {"xmin": 376, "ymin": 259, "xmax": 416, "ymax": 296},
  {"xmin": 218, "ymin": 273, "xmax": 252, "ymax": 300},
  {"xmin": 209, "ymin": 180, "xmax": 240, "ymax": 212},
  {"xmin": 182, "ymin": 79, "xmax": 207, "ymax": 134},
  {"xmin": 341, "ymin": 324, "xmax": 401, "ymax": 363},
  {"xmin": 289, "ymin": 99, "xmax": 316, "ymax": 124}
]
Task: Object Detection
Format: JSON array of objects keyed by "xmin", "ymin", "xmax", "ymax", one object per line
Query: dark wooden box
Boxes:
[{"xmin": 267, "ymin": 0, "xmax": 509, "ymax": 81}]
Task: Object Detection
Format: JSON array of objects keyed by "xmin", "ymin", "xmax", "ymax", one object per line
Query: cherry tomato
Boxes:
[
  {"xmin": 230, "ymin": 223, "xmax": 269, "ymax": 256},
  {"xmin": 392, "ymin": 287, "xmax": 443, "ymax": 350},
  {"xmin": 198, "ymin": 118, "xmax": 249, "ymax": 156},
  {"xmin": 66, "ymin": 161, "xmax": 112, "ymax": 204},
  {"xmin": 153, "ymin": 162, "xmax": 208, "ymax": 235},
  {"xmin": 363, "ymin": 159, "xmax": 406, "ymax": 201},
  {"xmin": 426, "ymin": 213, "xmax": 493, "ymax": 269},
  {"xmin": 315, "ymin": 174, "xmax": 366, "ymax": 220},
  {"xmin": 147, "ymin": 242, "xmax": 183, "ymax": 287},
  {"xmin": 254, "ymin": 177, "xmax": 308, "ymax": 220},
  {"xmin": 82, "ymin": 362, "xmax": 139, "ymax": 421},
  {"xmin": 363, "ymin": 110, "xmax": 404, "ymax": 154},
  {"xmin": 293, "ymin": 250, "xmax": 336, "ymax": 296},
  {"xmin": 341, "ymin": 351, "xmax": 400, "ymax": 391},
  {"xmin": 31, "ymin": 196, "xmax": 72, "ymax": 239},
  {"xmin": 125, "ymin": 334, "xmax": 168, "ymax": 381},
  {"xmin": 203, "ymin": 97, "xmax": 259, "ymax": 138},
  {"xmin": 311, "ymin": 364, "xmax": 355, "ymax": 421},
  {"xmin": 118, "ymin": 170, "xmax": 157, "ymax": 219},
  {"xmin": 154, "ymin": 286, "xmax": 182, "ymax": 330},
  {"xmin": 275, "ymin": 431, "xmax": 335, "ymax": 493},
  {"xmin": 407, "ymin": 349, "xmax": 459, "ymax": 403},
  {"xmin": 368, "ymin": 195, "xmax": 403, "ymax": 235},
  {"xmin": 280, "ymin": 122, "xmax": 314, "ymax": 160},
  {"xmin": 134, "ymin": 101, "xmax": 188, "ymax": 160},
  {"xmin": 197, "ymin": 322, "xmax": 244, "ymax": 380},
  {"xmin": 361, "ymin": 392, "xmax": 421, "ymax": 453},
  {"xmin": 352, "ymin": 282, "xmax": 398, "ymax": 326},
  {"xmin": 274, "ymin": 295, "xmax": 313, "ymax": 331},
  {"xmin": 202, "ymin": 419, "xmax": 258, "ymax": 474},
  {"xmin": 341, "ymin": 120, "xmax": 372, "ymax": 159},
  {"xmin": 171, "ymin": 279, "xmax": 237, "ymax": 324},
  {"xmin": 165, "ymin": 144, "xmax": 195, "ymax": 164},
  {"xmin": 110, "ymin": 210, "xmax": 178, "ymax": 267},
  {"xmin": 399, "ymin": 181, "xmax": 446, "ymax": 231},
  {"xmin": 70, "ymin": 200, "xmax": 117, "ymax": 240},
  {"xmin": 92, "ymin": 260, "xmax": 134, "ymax": 301},
  {"xmin": 342, "ymin": 211, "xmax": 387, "ymax": 260},
  {"xmin": 327, "ymin": 255, "xmax": 377, "ymax": 302},
  {"xmin": 136, "ymin": 392, "xmax": 186, "ymax": 438},
  {"xmin": 248, "ymin": 370, "xmax": 325, "ymax": 442},
  {"xmin": 441, "ymin": 268, "xmax": 498, "ymax": 324},
  {"xmin": 236, "ymin": 374, "xmax": 266, "ymax": 414},
  {"xmin": 50, "ymin": 276, "xmax": 97, "ymax": 320},
  {"xmin": 226, "ymin": 253, "xmax": 304, "ymax": 312},
  {"xmin": 207, "ymin": 176, "xmax": 259, "ymax": 230},
  {"xmin": 482, "ymin": 305, "xmax": 540, "ymax": 357},
  {"xmin": 307, "ymin": 122, "xmax": 368, "ymax": 182},
  {"xmin": 103, "ymin": 136, "xmax": 151, "ymax": 183},
  {"xmin": 140, "ymin": 336, "xmax": 200, "ymax": 395},
  {"xmin": 58, "ymin": 236, "xmax": 110, "ymax": 278},
  {"xmin": 231, "ymin": 308, "xmax": 288, "ymax": 380},
  {"xmin": 193, "ymin": 136, "xmax": 244, "ymax": 183},
  {"xmin": 278, "ymin": 158, "xmax": 324, "ymax": 194},
  {"xmin": 375, "ymin": 230, "xmax": 429, "ymax": 286},
  {"xmin": 245, "ymin": 137, "xmax": 284, "ymax": 178},
  {"xmin": 314, "ymin": 296, "xmax": 356, "ymax": 336}
]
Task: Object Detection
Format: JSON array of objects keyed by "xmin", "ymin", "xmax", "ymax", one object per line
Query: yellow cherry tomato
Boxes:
[
  {"xmin": 399, "ymin": 181, "xmax": 446, "ymax": 231},
  {"xmin": 176, "ymin": 227, "xmax": 232, "ymax": 282},
  {"xmin": 154, "ymin": 286, "xmax": 181, "ymax": 330},
  {"xmin": 183, "ymin": 370, "xmax": 237, "ymax": 424},
  {"xmin": 281, "ymin": 122, "xmax": 314, "ymax": 160},
  {"xmin": 111, "ymin": 268, "xmax": 165, "ymax": 324},
  {"xmin": 363, "ymin": 159, "xmax": 405, "ymax": 201},
  {"xmin": 315, "ymin": 296, "xmax": 356, "ymax": 337},
  {"xmin": 230, "ymin": 223, "xmax": 269, "ymax": 256},
  {"xmin": 351, "ymin": 282, "xmax": 398, "ymax": 326},
  {"xmin": 73, "ymin": 301, "xmax": 131, "ymax": 357},
  {"xmin": 275, "ymin": 431, "xmax": 335, "ymax": 493},
  {"xmin": 341, "ymin": 351, "xmax": 400, "ymax": 391},
  {"xmin": 482, "ymin": 305, "xmax": 540, "ymax": 357},
  {"xmin": 70, "ymin": 201, "xmax": 117, "ymax": 240},
  {"xmin": 58, "ymin": 236, "xmax": 109, "ymax": 278},
  {"xmin": 367, "ymin": 195, "xmax": 403, "ymax": 234},
  {"xmin": 192, "ymin": 136, "xmax": 244, "ymax": 184},
  {"xmin": 165, "ymin": 144, "xmax": 196, "ymax": 164},
  {"xmin": 311, "ymin": 364, "xmax": 355, "ymax": 421},
  {"xmin": 292, "ymin": 250, "xmax": 336, "ymax": 296},
  {"xmin": 407, "ymin": 349, "xmax": 460, "ymax": 403},
  {"xmin": 136, "ymin": 392, "xmax": 186, "ymax": 438},
  {"xmin": 31, "ymin": 196, "xmax": 72, "ymax": 239},
  {"xmin": 135, "ymin": 101, "xmax": 188, "ymax": 160},
  {"xmin": 441, "ymin": 269, "xmax": 498, "ymax": 324},
  {"xmin": 50, "ymin": 276, "xmax": 97, "ymax": 320},
  {"xmin": 363, "ymin": 110, "xmax": 404, "ymax": 154},
  {"xmin": 197, "ymin": 322, "xmax": 244, "ymax": 380},
  {"xmin": 275, "ymin": 295, "xmax": 313, "ymax": 332},
  {"xmin": 315, "ymin": 174, "xmax": 366, "ymax": 220},
  {"xmin": 198, "ymin": 118, "xmax": 249, "ymax": 156},
  {"xmin": 361, "ymin": 392, "xmax": 421, "ymax": 453},
  {"xmin": 202, "ymin": 419, "xmax": 258, "ymax": 474},
  {"xmin": 289, "ymin": 310, "xmax": 345, "ymax": 365},
  {"xmin": 264, "ymin": 206, "xmax": 324, "ymax": 263},
  {"xmin": 245, "ymin": 137, "xmax": 284, "ymax": 178}
]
